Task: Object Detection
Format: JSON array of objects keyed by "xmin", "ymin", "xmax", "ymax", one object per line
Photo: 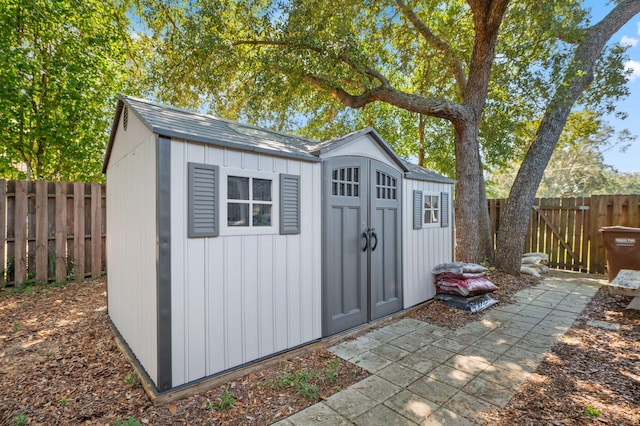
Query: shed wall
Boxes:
[
  {"xmin": 106, "ymin": 125, "xmax": 158, "ymax": 384},
  {"xmin": 170, "ymin": 140, "xmax": 322, "ymax": 387},
  {"xmin": 402, "ymin": 179, "xmax": 454, "ymax": 308}
]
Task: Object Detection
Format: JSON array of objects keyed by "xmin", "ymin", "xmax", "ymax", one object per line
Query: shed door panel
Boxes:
[
  {"xmin": 322, "ymin": 157, "xmax": 402, "ymax": 336},
  {"xmin": 370, "ymin": 163, "xmax": 402, "ymax": 320},
  {"xmin": 322, "ymin": 158, "xmax": 368, "ymax": 336}
]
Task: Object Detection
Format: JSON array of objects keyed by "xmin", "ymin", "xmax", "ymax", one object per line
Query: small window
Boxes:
[
  {"xmin": 423, "ymin": 194, "xmax": 440, "ymax": 225},
  {"xmin": 331, "ymin": 167, "xmax": 360, "ymax": 197},
  {"xmin": 227, "ymin": 176, "xmax": 272, "ymax": 227},
  {"xmin": 376, "ymin": 171, "xmax": 397, "ymax": 200}
]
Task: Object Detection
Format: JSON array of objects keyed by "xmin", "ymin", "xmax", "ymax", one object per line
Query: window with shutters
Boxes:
[
  {"xmin": 189, "ymin": 165, "xmax": 301, "ymax": 236},
  {"xmin": 423, "ymin": 193, "xmax": 440, "ymax": 226}
]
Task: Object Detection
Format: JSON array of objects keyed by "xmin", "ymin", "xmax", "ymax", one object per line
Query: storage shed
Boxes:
[{"xmin": 103, "ymin": 95, "xmax": 455, "ymax": 394}]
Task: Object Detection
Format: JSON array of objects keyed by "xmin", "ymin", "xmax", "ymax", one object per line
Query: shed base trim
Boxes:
[{"xmin": 111, "ymin": 299, "xmax": 434, "ymax": 406}]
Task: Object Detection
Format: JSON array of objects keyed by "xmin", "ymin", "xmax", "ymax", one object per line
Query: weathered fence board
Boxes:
[
  {"xmin": 489, "ymin": 195, "xmax": 640, "ymax": 275},
  {"xmin": 0, "ymin": 179, "xmax": 106, "ymax": 287}
]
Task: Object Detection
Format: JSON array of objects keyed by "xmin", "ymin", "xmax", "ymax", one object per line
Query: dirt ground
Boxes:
[{"xmin": 1, "ymin": 271, "xmax": 638, "ymax": 425}]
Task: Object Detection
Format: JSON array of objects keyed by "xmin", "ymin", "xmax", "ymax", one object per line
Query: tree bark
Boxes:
[
  {"xmin": 453, "ymin": 118, "xmax": 481, "ymax": 262},
  {"xmin": 494, "ymin": 0, "xmax": 640, "ymax": 274}
]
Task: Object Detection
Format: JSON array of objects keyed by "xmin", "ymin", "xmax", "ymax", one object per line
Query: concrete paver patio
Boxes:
[{"xmin": 273, "ymin": 272, "xmax": 604, "ymax": 425}]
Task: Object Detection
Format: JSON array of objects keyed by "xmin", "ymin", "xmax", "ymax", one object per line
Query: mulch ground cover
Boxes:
[{"xmin": 1, "ymin": 270, "xmax": 638, "ymax": 425}]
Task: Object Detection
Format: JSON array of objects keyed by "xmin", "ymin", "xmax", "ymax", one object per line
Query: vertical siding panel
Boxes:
[
  {"xmin": 226, "ymin": 150, "xmax": 243, "ymax": 168},
  {"xmin": 225, "ymin": 237, "xmax": 244, "ymax": 366},
  {"xmin": 243, "ymin": 152, "xmax": 259, "ymax": 171},
  {"xmin": 273, "ymin": 237, "xmax": 288, "ymax": 351},
  {"xmin": 258, "ymin": 235, "xmax": 275, "ymax": 356},
  {"xmin": 258, "ymin": 154, "xmax": 275, "ymax": 172},
  {"xmin": 287, "ymin": 236, "xmax": 302, "ymax": 345},
  {"xmin": 299, "ymin": 164, "xmax": 315, "ymax": 342},
  {"xmin": 243, "ymin": 235, "xmax": 260, "ymax": 362},
  {"xmin": 186, "ymin": 236, "xmax": 206, "ymax": 381},
  {"xmin": 207, "ymin": 237, "xmax": 225, "ymax": 374}
]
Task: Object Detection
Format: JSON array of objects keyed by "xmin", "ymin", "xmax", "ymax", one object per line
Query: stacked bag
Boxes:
[
  {"xmin": 432, "ymin": 262, "xmax": 498, "ymax": 313},
  {"xmin": 520, "ymin": 252, "xmax": 550, "ymax": 278}
]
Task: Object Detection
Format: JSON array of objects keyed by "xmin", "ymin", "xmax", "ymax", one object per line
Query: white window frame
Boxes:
[
  {"xmin": 422, "ymin": 193, "xmax": 440, "ymax": 227},
  {"xmin": 220, "ymin": 168, "xmax": 279, "ymax": 236}
]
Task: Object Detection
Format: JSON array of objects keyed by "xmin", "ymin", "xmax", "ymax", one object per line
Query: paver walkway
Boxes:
[{"xmin": 274, "ymin": 272, "xmax": 603, "ymax": 425}]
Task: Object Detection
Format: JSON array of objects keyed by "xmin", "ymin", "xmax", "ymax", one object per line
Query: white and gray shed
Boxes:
[{"xmin": 103, "ymin": 95, "xmax": 455, "ymax": 393}]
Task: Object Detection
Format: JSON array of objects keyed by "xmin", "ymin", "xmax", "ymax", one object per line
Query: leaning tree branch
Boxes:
[
  {"xmin": 303, "ymin": 73, "xmax": 468, "ymax": 123},
  {"xmin": 395, "ymin": 0, "xmax": 468, "ymax": 99}
]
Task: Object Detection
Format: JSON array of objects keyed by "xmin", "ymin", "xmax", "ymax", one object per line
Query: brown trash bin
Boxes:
[{"xmin": 600, "ymin": 226, "xmax": 640, "ymax": 282}]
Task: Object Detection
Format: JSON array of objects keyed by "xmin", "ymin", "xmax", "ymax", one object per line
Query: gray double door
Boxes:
[{"xmin": 322, "ymin": 156, "xmax": 403, "ymax": 336}]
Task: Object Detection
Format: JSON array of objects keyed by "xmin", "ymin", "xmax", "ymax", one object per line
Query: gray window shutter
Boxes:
[
  {"xmin": 280, "ymin": 174, "xmax": 300, "ymax": 234},
  {"xmin": 413, "ymin": 190, "xmax": 423, "ymax": 230},
  {"xmin": 441, "ymin": 192, "xmax": 449, "ymax": 227},
  {"xmin": 188, "ymin": 163, "xmax": 218, "ymax": 237}
]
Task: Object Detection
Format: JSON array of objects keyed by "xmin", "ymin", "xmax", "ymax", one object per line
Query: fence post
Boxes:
[
  {"xmin": 14, "ymin": 180, "xmax": 27, "ymax": 284},
  {"xmin": 55, "ymin": 182, "xmax": 68, "ymax": 282},
  {"xmin": 35, "ymin": 181, "xmax": 48, "ymax": 282},
  {"xmin": 91, "ymin": 183, "xmax": 102, "ymax": 278},
  {"xmin": 73, "ymin": 182, "xmax": 85, "ymax": 281}
]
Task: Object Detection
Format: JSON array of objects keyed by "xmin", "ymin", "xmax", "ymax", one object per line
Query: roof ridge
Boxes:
[{"xmin": 120, "ymin": 94, "xmax": 318, "ymax": 145}]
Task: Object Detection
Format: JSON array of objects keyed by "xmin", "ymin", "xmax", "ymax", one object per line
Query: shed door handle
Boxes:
[
  {"xmin": 362, "ymin": 231, "xmax": 369, "ymax": 252},
  {"xmin": 371, "ymin": 229, "xmax": 378, "ymax": 252}
]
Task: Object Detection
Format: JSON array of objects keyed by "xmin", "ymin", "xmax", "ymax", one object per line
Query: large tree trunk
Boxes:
[
  {"xmin": 494, "ymin": 0, "xmax": 640, "ymax": 274},
  {"xmin": 453, "ymin": 119, "xmax": 481, "ymax": 263}
]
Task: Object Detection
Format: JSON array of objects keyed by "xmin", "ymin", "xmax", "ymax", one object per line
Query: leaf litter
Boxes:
[{"xmin": 1, "ymin": 272, "xmax": 638, "ymax": 425}]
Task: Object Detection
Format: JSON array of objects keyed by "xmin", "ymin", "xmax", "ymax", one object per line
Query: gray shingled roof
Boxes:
[
  {"xmin": 103, "ymin": 95, "xmax": 454, "ymax": 184},
  {"xmin": 403, "ymin": 161, "xmax": 455, "ymax": 184}
]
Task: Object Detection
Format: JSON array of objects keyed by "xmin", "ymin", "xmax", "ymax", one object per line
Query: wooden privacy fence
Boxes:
[
  {"xmin": 0, "ymin": 179, "xmax": 106, "ymax": 287},
  {"xmin": 489, "ymin": 195, "xmax": 640, "ymax": 274}
]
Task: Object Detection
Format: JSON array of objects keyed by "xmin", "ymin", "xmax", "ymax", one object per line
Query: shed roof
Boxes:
[{"xmin": 103, "ymin": 95, "xmax": 454, "ymax": 184}]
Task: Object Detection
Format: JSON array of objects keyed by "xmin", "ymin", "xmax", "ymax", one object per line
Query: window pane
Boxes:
[
  {"xmin": 228, "ymin": 203, "xmax": 249, "ymax": 226},
  {"xmin": 228, "ymin": 176, "xmax": 249, "ymax": 200},
  {"xmin": 253, "ymin": 178, "xmax": 272, "ymax": 201},
  {"xmin": 253, "ymin": 204, "xmax": 272, "ymax": 226}
]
